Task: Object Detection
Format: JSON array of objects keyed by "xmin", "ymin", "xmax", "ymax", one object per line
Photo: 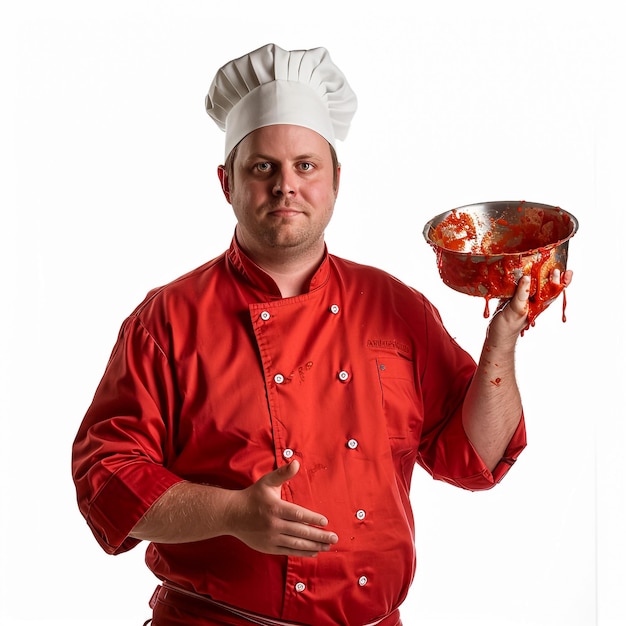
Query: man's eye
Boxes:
[
  {"xmin": 256, "ymin": 162, "xmax": 272, "ymax": 172},
  {"xmin": 299, "ymin": 162, "xmax": 313, "ymax": 171}
]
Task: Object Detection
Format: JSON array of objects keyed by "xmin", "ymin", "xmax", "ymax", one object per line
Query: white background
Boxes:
[{"xmin": 1, "ymin": 1, "xmax": 624, "ymax": 624}]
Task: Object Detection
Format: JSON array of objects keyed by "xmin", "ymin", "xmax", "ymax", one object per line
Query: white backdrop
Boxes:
[{"xmin": 1, "ymin": 1, "xmax": 624, "ymax": 624}]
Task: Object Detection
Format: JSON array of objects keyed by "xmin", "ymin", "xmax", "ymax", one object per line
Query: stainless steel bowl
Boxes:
[{"xmin": 422, "ymin": 200, "xmax": 578, "ymax": 300}]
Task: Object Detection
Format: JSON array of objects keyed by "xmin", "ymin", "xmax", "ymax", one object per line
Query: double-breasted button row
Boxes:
[
  {"xmin": 259, "ymin": 304, "xmax": 340, "ymax": 322},
  {"xmin": 283, "ymin": 439, "xmax": 359, "ymax": 459},
  {"xmin": 272, "ymin": 369, "xmax": 351, "ymax": 384},
  {"xmin": 293, "ymin": 576, "xmax": 368, "ymax": 594}
]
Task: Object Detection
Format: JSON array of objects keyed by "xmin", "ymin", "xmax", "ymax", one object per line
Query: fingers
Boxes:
[
  {"xmin": 508, "ymin": 275, "xmax": 530, "ymax": 317},
  {"xmin": 281, "ymin": 500, "xmax": 332, "ymax": 532},
  {"xmin": 276, "ymin": 516, "xmax": 339, "ymax": 556},
  {"xmin": 287, "ymin": 506, "xmax": 330, "ymax": 529},
  {"xmin": 562, "ymin": 268, "xmax": 573, "ymax": 287},
  {"xmin": 552, "ymin": 268, "xmax": 574, "ymax": 286},
  {"xmin": 275, "ymin": 535, "xmax": 337, "ymax": 557}
]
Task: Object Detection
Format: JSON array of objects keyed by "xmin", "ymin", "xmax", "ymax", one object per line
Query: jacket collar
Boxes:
[{"xmin": 226, "ymin": 233, "xmax": 331, "ymax": 299}]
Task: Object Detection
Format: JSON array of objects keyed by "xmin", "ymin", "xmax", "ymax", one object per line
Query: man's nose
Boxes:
[{"xmin": 272, "ymin": 169, "xmax": 296, "ymax": 195}]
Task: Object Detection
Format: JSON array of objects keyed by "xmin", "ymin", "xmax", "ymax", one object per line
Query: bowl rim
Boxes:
[{"xmin": 422, "ymin": 200, "xmax": 579, "ymax": 258}]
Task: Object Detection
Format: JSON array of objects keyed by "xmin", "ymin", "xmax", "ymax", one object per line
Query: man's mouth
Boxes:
[{"xmin": 267, "ymin": 205, "xmax": 304, "ymax": 218}]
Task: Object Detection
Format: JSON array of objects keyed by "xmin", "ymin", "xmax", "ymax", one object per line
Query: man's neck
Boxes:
[
  {"xmin": 244, "ymin": 247, "xmax": 325, "ymax": 297},
  {"xmin": 266, "ymin": 267, "xmax": 315, "ymax": 298},
  {"xmin": 235, "ymin": 230, "xmax": 326, "ymax": 297},
  {"xmin": 259, "ymin": 249, "xmax": 324, "ymax": 297}
]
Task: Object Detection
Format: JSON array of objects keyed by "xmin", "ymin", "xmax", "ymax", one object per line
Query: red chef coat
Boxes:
[{"xmin": 72, "ymin": 236, "xmax": 526, "ymax": 625}]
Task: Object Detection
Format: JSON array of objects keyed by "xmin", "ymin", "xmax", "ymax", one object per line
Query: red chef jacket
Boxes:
[{"xmin": 72, "ymin": 236, "xmax": 526, "ymax": 626}]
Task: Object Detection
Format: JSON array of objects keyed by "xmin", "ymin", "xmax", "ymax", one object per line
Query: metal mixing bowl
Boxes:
[{"xmin": 422, "ymin": 200, "xmax": 578, "ymax": 300}]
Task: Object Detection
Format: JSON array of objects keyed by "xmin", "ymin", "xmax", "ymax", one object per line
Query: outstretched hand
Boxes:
[{"xmin": 226, "ymin": 460, "xmax": 338, "ymax": 557}]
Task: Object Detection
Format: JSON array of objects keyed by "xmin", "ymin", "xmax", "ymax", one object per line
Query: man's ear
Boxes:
[{"xmin": 217, "ymin": 165, "xmax": 231, "ymax": 203}]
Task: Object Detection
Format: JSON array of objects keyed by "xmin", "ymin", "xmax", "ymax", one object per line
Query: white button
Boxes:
[
  {"xmin": 260, "ymin": 311, "xmax": 271, "ymax": 321},
  {"xmin": 347, "ymin": 439, "xmax": 359, "ymax": 450},
  {"xmin": 274, "ymin": 374, "xmax": 284, "ymax": 384},
  {"xmin": 358, "ymin": 576, "xmax": 368, "ymax": 586},
  {"xmin": 356, "ymin": 509, "xmax": 366, "ymax": 520},
  {"xmin": 329, "ymin": 304, "xmax": 340, "ymax": 314},
  {"xmin": 283, "ymin": 448, "xmax": 294, "ymax": 459},
  {"xmin": 295, "ymin": 582, "xmax": 306, "ymax": 592},
  {"xmin": 338, "ymin": 370, "xmax": 350, "ymax": 382}
]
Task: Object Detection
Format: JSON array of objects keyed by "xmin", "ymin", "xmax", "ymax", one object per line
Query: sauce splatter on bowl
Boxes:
[{"xmin": 422, "ymin": 201, "xmax": 578, "ymax": 325}]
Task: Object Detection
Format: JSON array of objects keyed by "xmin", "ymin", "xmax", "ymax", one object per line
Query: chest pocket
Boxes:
[{"xmin": 375, "ymin": 356, "xmax": 421, "ymax": 446}]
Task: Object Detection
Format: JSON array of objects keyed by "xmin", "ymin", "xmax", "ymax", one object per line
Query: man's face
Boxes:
[{"xmin": 219, "ymin": 124, "xmax": 340, "ymax": 262}]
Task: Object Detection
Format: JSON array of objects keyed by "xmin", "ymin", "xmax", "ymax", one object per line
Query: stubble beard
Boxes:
[{"xmin": 260, "ymin": 218, "xmax": 323, "ymax": 254}]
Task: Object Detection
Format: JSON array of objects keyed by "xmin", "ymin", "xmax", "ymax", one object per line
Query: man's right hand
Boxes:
[{"xmin": 225, "ymin": 460, "xmax": 339, "ymax": 557}]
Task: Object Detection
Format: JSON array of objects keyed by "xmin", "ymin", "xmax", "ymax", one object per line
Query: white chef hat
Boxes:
[{"xmin": 206, "ymin": 43, "xmax": 358, "ymax": 159}]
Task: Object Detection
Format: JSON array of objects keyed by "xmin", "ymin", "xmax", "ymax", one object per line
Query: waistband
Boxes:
[{"xmin": 151, "ymin": 582, "xmax": 399, "ymax": 626}]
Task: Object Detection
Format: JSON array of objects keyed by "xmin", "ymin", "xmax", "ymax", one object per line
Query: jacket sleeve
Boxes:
[
  {"xmin": 71, "ymin": 314, "xmax": 184, "ymax": 554},
  {"xmin": 415, "ymin": 298, "xmax": 527, "ymax": 491}
]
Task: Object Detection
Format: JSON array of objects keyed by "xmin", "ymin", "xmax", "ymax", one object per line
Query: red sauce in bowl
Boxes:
[{"xmin": 426, "ymin": 202, "xmax": 577, "ymax": 332}]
